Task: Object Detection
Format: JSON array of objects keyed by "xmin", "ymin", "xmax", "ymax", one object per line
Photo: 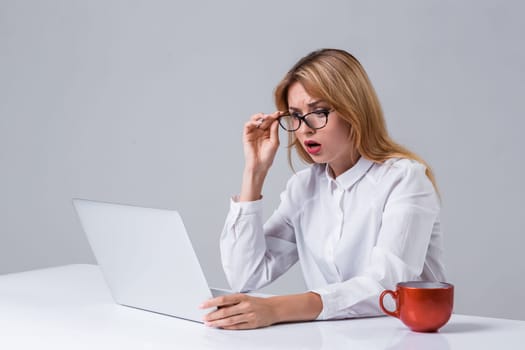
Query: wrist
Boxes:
[
  {"xmin": 239, "ymin": 168, "xmax": 267, "ymax": 202},
  {"xmin": 267, "ymin": 296, "xmax": 286, "ymax": 325},
  {"xmin": 243, "ymin": 164, "xmax": 269, "ymax": 177},
  {"xmin": 268, "ymin": 292, "xmax": 323, "ymax": 324}
]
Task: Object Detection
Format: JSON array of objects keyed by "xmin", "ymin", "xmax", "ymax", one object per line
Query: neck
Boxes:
[{"xmin": 328, "ymin": 152, "xmax": 361, "ymax": 178}]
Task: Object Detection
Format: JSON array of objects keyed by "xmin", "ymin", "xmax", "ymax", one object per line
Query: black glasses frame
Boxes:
[{"xmin": 278, "ymin": 109, "xmax": 332, "ymax": 132}]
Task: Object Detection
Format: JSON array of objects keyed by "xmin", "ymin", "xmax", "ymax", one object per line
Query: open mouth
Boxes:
[{"xmin": 304, "ymin": 140, "xmax": 322, "ymax": 155}]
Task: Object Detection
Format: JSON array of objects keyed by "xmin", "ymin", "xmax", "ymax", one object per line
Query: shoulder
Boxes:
[
  {"xmin": 287, "ymin": 163, "xmax": 325, "ymax": 187},
  {"xmin": 282, "ymin": 164, "xmax": 325, "ymax": 202},
  {"xmin": 368, "ymin": 158, "xmax": 427, "ymax": 182},
  {"xmin": 367, "ymin": 158, "xmax": 437, "ymax": 201}
]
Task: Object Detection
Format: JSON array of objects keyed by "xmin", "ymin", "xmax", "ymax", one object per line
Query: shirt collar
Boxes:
[{"xmin": 324, "ymin": 156, "xmax": 375, "ymax": 190}]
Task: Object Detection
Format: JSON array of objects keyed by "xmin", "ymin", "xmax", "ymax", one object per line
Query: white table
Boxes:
[{"xmin": 1, "ymin": 264, "xmax": 524, "ymax": 349}]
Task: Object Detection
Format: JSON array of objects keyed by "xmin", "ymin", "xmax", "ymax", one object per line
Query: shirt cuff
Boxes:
[
  {"xmin": 311, "ymin": 281, "xmax": 385, "ymax": 320},
  {"xmin": 311, "ymin": 288, "xmax": 338, "ymax": 320},
  {"xmin": 230, "ymin": 195, "xmax": 263, "ymax": 215}
]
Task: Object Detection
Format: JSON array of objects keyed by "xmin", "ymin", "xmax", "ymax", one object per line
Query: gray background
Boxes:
[{"xmin": 1, "ymin": 0, "xmax": 524, "ymax": 321}]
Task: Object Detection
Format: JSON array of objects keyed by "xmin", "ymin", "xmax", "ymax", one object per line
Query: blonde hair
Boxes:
[{"xmin": 274, "ymin": 48, "xmax": 438, "ymax": 192}]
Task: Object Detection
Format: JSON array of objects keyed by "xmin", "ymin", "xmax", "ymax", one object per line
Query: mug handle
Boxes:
[{"xmin": 379, "ymin": 290, "xmax": 399, "ymax": 318}]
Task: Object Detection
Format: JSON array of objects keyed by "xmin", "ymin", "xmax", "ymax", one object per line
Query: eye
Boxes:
[
  {"xmin": 313, "ymin": 109, "xmax": 330, "ymax": 116},
  {"xmin": 291, "ymin": 112, "xmax": 302, "ymax": 119}
]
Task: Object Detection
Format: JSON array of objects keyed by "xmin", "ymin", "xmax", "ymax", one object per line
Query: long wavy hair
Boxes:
[{"xmin": 274, "ymin": 48, "xmax": 438, "ymax": 191}]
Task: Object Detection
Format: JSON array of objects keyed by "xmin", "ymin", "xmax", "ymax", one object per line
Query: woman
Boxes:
[{"xmin": 200, "ymin": 48, "xmax": 446, "ymax": 329}]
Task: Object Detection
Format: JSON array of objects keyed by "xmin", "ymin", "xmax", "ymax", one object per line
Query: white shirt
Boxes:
[{"xmin": 220, "ymin": 157, "xmax": 446, "ymax": 320}]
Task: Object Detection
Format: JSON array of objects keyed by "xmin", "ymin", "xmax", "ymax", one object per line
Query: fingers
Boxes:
[
  {"xmin": 247, "ymin": 111, "xmax": 282, "ymax": 131},
  {"xmin": 200, "ymin": 293, "xmax": 244, "ymax": 309},
  {"xmin": 200, "ymin": 294, "xmax": 275, "ymax": 330},
  {"xmin": 269, "ymin": 115, "xmax": 280, "ymax": 144},
  {"xmin": 201, "ymin": 295, "xmax": 249, "ymax": 328},
  {"xmin": 205, "ymin": 313, "xmax": 252, "ymax": 329},
  {"xmin": 204, "ymin": 302, "xmax": 246, "ymax": 323},
  {"xmin": 203, "ymin": 301, "xmax": 260, "ymax": 329}
]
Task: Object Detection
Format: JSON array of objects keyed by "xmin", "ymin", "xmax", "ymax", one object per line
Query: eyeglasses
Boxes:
[{"xmin": 278, "ymin": 109, "xmax": 332, "ymax": 132}]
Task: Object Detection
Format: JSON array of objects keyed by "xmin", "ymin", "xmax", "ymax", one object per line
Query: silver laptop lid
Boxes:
[{"xmin": 72, "ymin": 199, "xmax": 213, "ymax": 322}]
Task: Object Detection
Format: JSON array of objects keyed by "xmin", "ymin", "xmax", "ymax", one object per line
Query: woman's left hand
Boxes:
[{"xmin": 200, "ymin": 294, "xmax": 278, "ymax": 330}]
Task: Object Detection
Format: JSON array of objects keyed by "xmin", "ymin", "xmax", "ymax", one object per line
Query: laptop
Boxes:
[{"xmin": 72, "ymin": 198, "xmax": 236, "ymax": 323}]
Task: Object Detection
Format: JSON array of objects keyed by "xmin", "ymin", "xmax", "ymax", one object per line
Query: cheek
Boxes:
[
  {"xmin": 335, "ymin": 120, "xmax": 353, "ymax": 143},
  {"xmin": 328, "ymin": 128, "xmax": 354, "ymax": 152},
  {"xmin": 329, "ymin": 122, "xmax": 351, "ymax": 141},
  {"xmin": 328, "ymin": 115, "xmax": 351, "ymax": 134}
]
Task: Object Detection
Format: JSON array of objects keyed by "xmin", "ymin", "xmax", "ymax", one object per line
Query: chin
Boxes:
[{"xmin": 309, "ymin": 155, "xmax": 327, "ymax": 163}]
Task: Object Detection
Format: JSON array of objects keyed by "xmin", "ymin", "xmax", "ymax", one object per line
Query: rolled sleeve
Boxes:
[{"xmin": 221, "ymin": 192, "xmax": 298, "ymax": 292}]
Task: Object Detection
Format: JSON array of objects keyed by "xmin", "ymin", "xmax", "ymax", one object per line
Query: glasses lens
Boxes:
[
  {"xmin": 279, "ymin": 115, "xmax": 300, "ymax": 131},
  {"xmin": 304, "ymin": 112, "xmax": 328, "ymax": 129}
]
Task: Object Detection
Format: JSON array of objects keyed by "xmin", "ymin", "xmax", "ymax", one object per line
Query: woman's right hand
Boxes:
[
  {"xmin": 243, "ymin": 111, "xmax": 282, "ymax": 174},
  {"xmin": 239, "ymin": 111, "xmax": 282, "ymax": 202}
]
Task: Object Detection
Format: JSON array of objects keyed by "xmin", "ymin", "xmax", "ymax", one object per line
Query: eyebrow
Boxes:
[{"xmin": 288, "ymin": 100, "xmax": 327, "ymax": 111}]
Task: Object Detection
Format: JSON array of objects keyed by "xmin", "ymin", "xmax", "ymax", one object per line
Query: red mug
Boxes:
[{"xmin": 379, "ymin": 281, "xmax": 454, "ymax": 332}]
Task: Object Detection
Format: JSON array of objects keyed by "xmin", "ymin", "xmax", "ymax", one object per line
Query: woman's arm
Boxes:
[
  {"xmin": 211, "ymin": 111, "xmax": 320, "ymax": 329},
  {"xmin": 200, "ymin": 292, "xmax": 322, "ymax": 330},
  {"xmin": 221, "ymin": 111, "xmax": 300, "ymax": 292},
  {"xmin": 239, "ymin": 111, "xmax": 281, "ymax": 201}
]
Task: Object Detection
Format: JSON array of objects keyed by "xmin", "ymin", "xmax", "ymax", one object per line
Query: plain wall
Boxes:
[{"xmin": 1, "ymin": 0, "xmax": 524, "ymax": 320}]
